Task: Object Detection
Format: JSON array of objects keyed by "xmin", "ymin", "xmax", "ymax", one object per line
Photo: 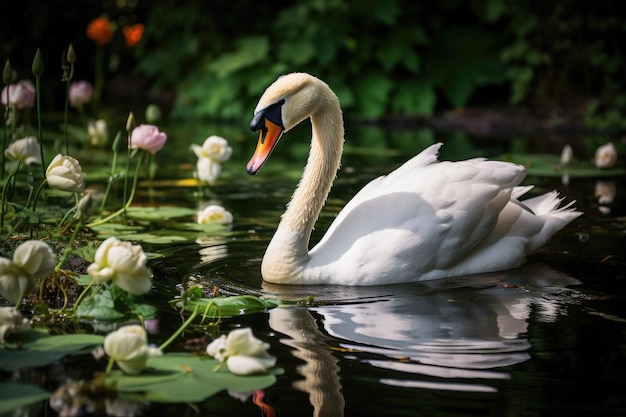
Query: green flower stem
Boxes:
[
  {"xmin": 122, "ymin": 134, "xmax": 132, "ymax": 211},
  {"xmin": 0, "ymin": 161, "xmax": 20, "ymax": 229},
  {"xmin": 98, "ymin": 131, "xmax": 121, "ymax": 214},
  {"xmin": 158, "ymin": 304, "xmax": 200, "ymax": 351},
  {"xmin": 63, "ymin": 77, "xmax": 71, "ymax": 155},
  {"xmin": 71, "ymin": 280, "xmax": 95, "ymax": 315},
  {"xmin": 105, "ymin": 357, "xmax": 115, "ymax": 375},
  {"xmin": 34, "ymin": 75, "xmax": 45, "ymax": 178},
  {"xmin": 1, "ymin": 97, "xmax": 9, "ymax": 181},
  {"xmin": 86, "ymin": 150, "xmax": 145, "ymax": 228},
  {"xmin": 29, "ymin": 178, "xmax": 47, "ymax": 211},
  {"xmin": 55, "ymin": 219, "xmax": 81, "ymax": 271}
]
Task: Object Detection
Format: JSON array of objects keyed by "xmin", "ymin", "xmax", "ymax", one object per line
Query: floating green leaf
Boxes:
[
  {"xmin": 0, "ymin": 331, "xmax": 104, "ymax": 372},
  {"xmin": 108, "ymin": 353, "xmax": 281, "ymax": 403},
  {"xmin": 174, "ymin": 295, "xmax": 279, "ymax": 317},
  {"xmin": 0, "ymin": 382, "xmax": 50, "ymax": 414},
  {"xmin": 500, "ymin": 153, "xmax": 626, "ymax": 177},
  {"xmin": 124, "ymin": 206, "xmax": 197, "ymax": 221}
]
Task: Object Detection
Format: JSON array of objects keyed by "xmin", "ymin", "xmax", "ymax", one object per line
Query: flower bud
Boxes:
[
  {"xmin": 104, "ymin": 325, "xmax": 161, "ymax": 374},
  {"xmin": 32, "ymin": 48, "xmax": 44, "ymax": 77},
  {"xmin": 3, "ymin": 60, "xmax": 13, "ymax": 85},
  {"xmin": 129, "ymin": 124, "xmax": 167, "ymax": 155},
  {"xmin": 69, "ymin": 80, "xmax": 93, "ymax": 107},
  {"xmin": 46, "ymin": 154, "xmax": 86, "ymax": 192},
  {"xmin": 67, "ymin": 44, "xmax": 77, "ymax": 64}
]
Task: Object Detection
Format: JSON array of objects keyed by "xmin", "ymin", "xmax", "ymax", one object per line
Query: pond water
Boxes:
[
  {"xmin": 9, "ymin": 123, "xmax": 626, "ymax": 416},
  {"xmin": 133, "ymin": 124, "xmax": 625, "ymax": 416}
]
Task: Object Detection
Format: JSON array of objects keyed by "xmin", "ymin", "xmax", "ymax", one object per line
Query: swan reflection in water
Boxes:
[{"xmin": 263, "ymin": 263, "xmax": 580, "ymax": 416}]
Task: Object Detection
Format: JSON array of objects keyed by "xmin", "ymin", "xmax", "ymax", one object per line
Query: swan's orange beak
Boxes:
[{"xmin": 247, "ymin": 117, "xmax": 284, "ymax": 175}]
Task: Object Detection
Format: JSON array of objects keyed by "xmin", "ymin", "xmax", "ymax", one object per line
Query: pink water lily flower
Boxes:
[
  {"xmin": 69, "ymin": 80, "xmax": 94, "ymax": 107},
  {"xmin": 129, "ymin": 124, "xmax": 167, "ymax": 154},
  {"xmin": 1, "ymin": 80, "xmax": 35, "ymax": 109}
]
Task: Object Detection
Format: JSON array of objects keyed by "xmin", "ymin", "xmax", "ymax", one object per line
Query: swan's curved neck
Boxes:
[{"xmin": 262, "ymin": 95, "xmax": 343, "ymax": 280}]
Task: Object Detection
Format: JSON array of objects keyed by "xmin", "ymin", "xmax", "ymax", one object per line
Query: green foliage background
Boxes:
[{"xmin": 1, "ymin": 0, "xmax": 625, "ymax": 129}]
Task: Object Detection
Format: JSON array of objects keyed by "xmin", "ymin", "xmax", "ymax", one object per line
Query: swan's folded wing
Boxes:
[{"xmin": 313, "ymin": 154, "xmax": 528, "ymax": 274}]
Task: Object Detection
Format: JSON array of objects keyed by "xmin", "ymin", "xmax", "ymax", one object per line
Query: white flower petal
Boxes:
[{"xmin": 226, "ymin": 355, "xmax": 276, "ymax": 375}]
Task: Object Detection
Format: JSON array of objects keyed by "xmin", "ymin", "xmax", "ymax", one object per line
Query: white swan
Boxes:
[{"xmin": 247, "ymin": 73, "xmax": 582, "ymax": 285}]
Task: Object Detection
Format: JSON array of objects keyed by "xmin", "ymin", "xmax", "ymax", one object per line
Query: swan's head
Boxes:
[{"xmin": 247, "ymin": 73, "xmax": 332, "ymax": 175}]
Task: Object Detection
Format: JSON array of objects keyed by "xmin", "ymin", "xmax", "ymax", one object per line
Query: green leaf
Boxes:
[
  {"xmin": 108, "ymin": 353, "xmax": 281, "ymax": 403},
  {"xmin": 175, "ymin": 295, "xmax": 279, "ymax": 318},
  {"xmin": 0, "ymin": 382, "xmax": 50, "ymax": 414},
  {"xmin": 0, "ymin": 331, "xmax": 104, "ymax": 372},
  {"xmin": 355, "ymin": 74, "xmax": 394, "ymax": 118},
  {"xmin": 125, "ymin": 206, "xmax": 197, "ymax": 221},
  {"xmin": 209, "ymin": 36, "xmax": 270, "ymax": 78},
  {"xmin": 499, "ymin": 153, "xmax": 626, "ymax": 178},
  {"xmin": 278, "ymin": 40, "xmax": 316, "ymax": 66},
  {"xmin": 75, "ymin": 289, "xmax": 125, "ymax": 320}
]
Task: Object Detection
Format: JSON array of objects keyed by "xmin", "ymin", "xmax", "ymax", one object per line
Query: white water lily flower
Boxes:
[
  {"xmin": 595, "ymin": 180, "xmax": 616, "ymax": 205},
  {"xmin": 0, "ymin": 307, "xmax": 31, "ymax": 343},
  {"xmin": 0, "ymin": 240, "xmax": 56, "ymax": 305},
  {"xmin": 594, "ymin": 142, "xmax": 617, "ymax": 168},
  {"xmin": 560, "ymin": 144, "xmax": 573, "ymax": 166},
  {"xmin": 4, "ymin": 136, "xmax": 42, "ymax": 166},
  {"xmin": 87, "ymin": 237, "xmax": 152, "ymax": 295},
  {"xmin": 191, "ymin": 135, "xmax": 232, "ymax": 163},
  {"xmin": 196, "ymin": 157, "xmax": 222, "ymax": 184},
  {"xmin": 206, "ymin": 328, "xmax": 276, "ymax": 375},
  {"xmin": 197, "ymin": 205, "xmax": 233, "ymax": 225},
  {"xmin": 103, "ymin": 325, "xmax": 161, "ymax": 374},
  {"xmin": 46, "ymin": 154, "xmax": 86, "ymax": 192},
  {"xmin": 87, "ymin": 119, "xmax": 109, "ymax": 146}
]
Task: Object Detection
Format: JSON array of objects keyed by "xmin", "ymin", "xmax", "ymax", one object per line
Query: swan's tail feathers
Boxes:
[
  {"xmin": 414, "ymin": 142, "xmax": 443, "ymax": 166},
  {"xmin": 511, "ymin": 185, "xmax": 534, "ymax": 200},
  {"xmin": 522, "ymin": 190, "xmax": 583, "ymax": 253}
]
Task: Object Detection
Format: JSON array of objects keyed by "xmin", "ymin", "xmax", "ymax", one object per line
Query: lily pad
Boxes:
[
  {"xmin": 88, "ymin": 217, "xmax": 228, "ymax": 244},
  {"xmin": 108, "ymin": 353, "xmax": 281, "ymax": 403},
  {"xmin": 174, "ymin": 295, "xmax": 279, "ymax": 317},
  {"xmin": 0, "ymin": 382, "xmax": 50, "ymax": 414},
  {"xmin": 500, "ymin": 153, "xmax": 626, "ymax": 178},
  {"xmin": 0, "ymin": 331, "xmax": 104, "ymax": 372},
  {"xmin": 124, "ymin": 206, "xmax": 198, "ymax": 221}
]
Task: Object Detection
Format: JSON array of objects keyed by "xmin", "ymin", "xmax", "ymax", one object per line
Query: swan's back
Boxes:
[{"xmin": 307, "ymin": 143, "xmax": 581, "ymax": 285}]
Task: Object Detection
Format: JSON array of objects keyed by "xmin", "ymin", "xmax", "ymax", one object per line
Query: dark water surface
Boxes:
[
  {"xmin": 13, "ymin": 124, "xmax": 623, "ymax": 416},
  {"xmin": 125, "ymin": 125, "xmax": 626, "ymax": 417}
]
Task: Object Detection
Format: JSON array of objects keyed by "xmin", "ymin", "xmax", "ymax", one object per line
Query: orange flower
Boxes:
[
  {"xmin": 87, "ymin": 17, "xmax": 114, "ymax": 45},
  {"xmin": 123, "ymin": 24, "xmax": 145, "ymax": 48}
]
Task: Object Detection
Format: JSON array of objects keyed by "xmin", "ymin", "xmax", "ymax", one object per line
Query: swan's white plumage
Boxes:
[{"xmin": 248, "ymin": 73, "xmax": 582, "ymax": 285}]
